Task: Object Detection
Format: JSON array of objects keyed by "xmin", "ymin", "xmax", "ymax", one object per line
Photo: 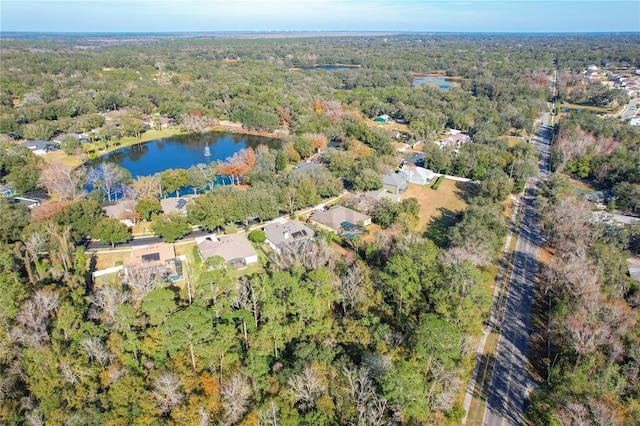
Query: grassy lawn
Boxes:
[
  {"xmin": 565, "ymin": 175, "xmax": 600, "ymax": 191},
  {"xmin": 466, "ymin": 332, "xmax": 500, "ymax": 426},
  {"xmin": 175, "ymin": 241, "xmax": 197, "ymax": 261},
  {"xmin": 559, "ymin": 102, "xmax": 612, "ymax": 114},
  {"xmin": 93, "ymin": 271, "xmax": 121, "ymax": 287},
  {"xmin": 504, "ymin": 135, "xmax": 530, "ymax": 147},
  {"xmin": 401, "ymin": 178, "xmax": 472, "ymax": 233},
  {"xmin": 132, "ymin": 220, "xmax": 154, "ymax": 235},
  {"xmin": 367, "ymin": 120, "xmax": 411, "ymax": 133},
  {"xmin": 91, "ymin": 249, "xmax": 131, "ymax": 270},
  {"xmin": 227, "ymin": 245, "xmax": 268, "ymax": 279}
]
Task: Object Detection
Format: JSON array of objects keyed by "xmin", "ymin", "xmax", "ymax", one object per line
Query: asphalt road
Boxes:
[
  {"xmin": 483, "ymin": 112, "xmax": 550, "ymax": 426},
  {"xmin": 86, "ymin": 228, "xmax": 211, "ymax": 249},
  {"xmin": 483, "ymin": 186, "xmax": 541, "ymax": 426}
]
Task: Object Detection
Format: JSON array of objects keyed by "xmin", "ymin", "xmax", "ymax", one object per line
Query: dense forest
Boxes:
[{"xmin": 1, "ymin": 33, "xmax": 640, "ymax": 425}]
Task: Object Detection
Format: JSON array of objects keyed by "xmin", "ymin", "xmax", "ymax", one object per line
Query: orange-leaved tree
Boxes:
[{"xmin": 216, "ymin": 147, "xmax": 255, "ymax": 184}]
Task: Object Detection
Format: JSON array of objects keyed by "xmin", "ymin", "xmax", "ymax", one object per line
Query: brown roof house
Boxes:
[
  {"xmin": 103, "ymin": 199, "xmax": 137, "ymax": 227},
  {"xmin": 310, "ymin": 205, "xmax": 371, "ymax": 236},
  {"xmin": 123, "ymin": 243, "xmax": 180, "ymax": 279},
  {"xmin": 160, "ymin": 196, "xmax": 193, "ymax": 215},
  {"xmin": 263, "ymin": 221, "xmax": 314, "ymax": 254},
  {"xmin": 197, "ymin": 234, "xmax": 258, "ymax": 269}
]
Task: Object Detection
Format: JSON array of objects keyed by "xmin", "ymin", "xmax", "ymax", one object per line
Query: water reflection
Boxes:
[{"xmin": 89, "ymin": 131, "xmax": 281, "ymax": 178}]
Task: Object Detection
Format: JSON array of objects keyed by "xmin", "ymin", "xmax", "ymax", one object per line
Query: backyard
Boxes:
[{"xmin": 400, "ymin": 178, "xmax": 472, "ymax": 232}]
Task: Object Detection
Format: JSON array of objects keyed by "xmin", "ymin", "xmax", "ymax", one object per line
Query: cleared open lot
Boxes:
[{"xmin": 400, "ymin": 178, "xmax": 473, "ymax": 232}]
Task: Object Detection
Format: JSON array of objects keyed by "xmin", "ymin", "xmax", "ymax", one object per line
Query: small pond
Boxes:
[
  {"xmin": 90, "ymin": 131, "xmax": 281, "ymax": 178},
  {"xmin": 301, "ymin": 65, "xmax": 361, "ymax": 72},
  {"xmin": 412, "ymin": 76, "xmax": 457, "ymax": 89}
]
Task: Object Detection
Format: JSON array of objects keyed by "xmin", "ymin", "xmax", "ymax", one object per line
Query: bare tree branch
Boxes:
[{"xmin": 153, "ymin": 371, "xmax": 185, "ymax": 414}]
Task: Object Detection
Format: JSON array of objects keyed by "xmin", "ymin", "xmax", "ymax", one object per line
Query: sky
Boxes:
[{"xmin": 1, "ymin": 0, "xmax": 639, "ymax": 33}]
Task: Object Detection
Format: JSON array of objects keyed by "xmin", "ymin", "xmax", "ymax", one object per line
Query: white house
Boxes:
[
  {"xmin": 400, "ymin": 164, "xmax": 436, "ymax": 185},
  {"xmin": 20, "ymin": 140, "xmax": 59, "ymax": 156}
]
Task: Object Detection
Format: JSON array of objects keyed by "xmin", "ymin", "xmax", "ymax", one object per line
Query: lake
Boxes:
[
  {"xmin": 302, "ymin": 65, "xmax": 357, "ymax": 71},
  {"xmin": 90, "ymin": 131, "xmax": 281, "ymax": 178},
  {"xmin": 412, "ymin": 76, "xmax": 456, "ymax": 89}
]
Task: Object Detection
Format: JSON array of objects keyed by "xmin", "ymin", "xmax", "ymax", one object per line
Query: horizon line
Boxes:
[{"xmin": 2, "ymin": 30, "xmax": 639, "ymax": 36}]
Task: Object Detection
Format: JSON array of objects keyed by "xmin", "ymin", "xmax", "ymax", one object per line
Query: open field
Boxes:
[
  {"xmin": 369, "ymin": 120, "xmax": 412, "ymax": 133},
  {"xmin": 559, "ymin": 102, "xmax": 612, "ymax": 114},
  {"xmin": 400, "ymin": 178, "xmax": 472, "ymax": 232}
]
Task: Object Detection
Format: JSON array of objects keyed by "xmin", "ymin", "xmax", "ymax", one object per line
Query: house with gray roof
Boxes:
[
  {"xmin": 20, "ymin": 140, "xmax": 59, "ymax": 156},
  {"xmin": 382, "ymin": 172, "xmax": 408, "ymax": 195},
  {"xmin": 0, "ymin": 183, "xmax": 16, "ymax": 197},
  {"xmin": 310, "ymin": 205, "xmax": 371, "ymax": 235},
  {"xmin": 54, "ymin": 132, "xmax": 89, "ymax": 144},
  {"xmin": 197, "ymin": 234, "xmax": 258, "ymax": 269},
  {"xmin": 263, "ymin": 221, "xmax": 314, "ymax": 254},
  {"xmin": 293, "ymin": 162, "xmax": 323, "ymax": 173},
  {"xmin": 403, "ymin": 152, "xmax": 425, "ymax": 167},
  {"xmin": 10, "ymin": 197, "xmax": 40, "ymax": 209}
]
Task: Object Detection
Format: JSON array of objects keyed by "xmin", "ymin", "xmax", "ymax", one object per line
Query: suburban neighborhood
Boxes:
[{"xmin": 1, "ymin": 23, "xmax": 639, "ymax": 426}]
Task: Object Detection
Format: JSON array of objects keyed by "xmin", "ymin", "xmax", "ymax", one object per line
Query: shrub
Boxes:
[
  {"xmin": 192, "ymin": 245, "xmax": 202, "ymax": 264},
  {"xmin": 431, "ymin": 175, "xmax": 445, "ymax": 190},
  {"xmin": 224, "ymin": 223, "xmax": 238, "ymax": 234},
  {"xmin": 248, "ymin": 229, "xmax": 266, "ymax": 243}
]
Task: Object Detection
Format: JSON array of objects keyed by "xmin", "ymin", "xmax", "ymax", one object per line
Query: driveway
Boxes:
[{"xmin": 620, "ymin": 98, "xmax": 640, "ymax": 119}]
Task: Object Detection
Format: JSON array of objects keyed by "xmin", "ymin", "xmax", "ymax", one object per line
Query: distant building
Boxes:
[
  {"xmin": 293, "ymin": 162, "xmax": 323, "ymax": 173},
  {"xmin": 197, "ymin": 234, "xmax": 258, "ymax": 269},
  {"xmin": 144, "ymin": 115, "xmax": 177, "ymax": 129},
  {"xmin": 54, "ymin": 132, "xmax": 89, "ymax": 144},
  {"xmin": 374, "ymin": 114, "xmax": 391, "ymax": 123},
  {"xmin": 438, "ymin": 133, "xmax": 471, "ymax": 148},
  {"xmin": 0, "ymin": 183, "xmax": 16, "ymax": 197},
  {"xmin": 20, "ymin": 140, "xmax": 59, "ymax": 156},
  {"xmin": 263, "ymin": 221, "xmax": 314, "ymax": 254},
  {"xmin": 10, "ymin": 197, "xmax": 40, "ymax": 209}
]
